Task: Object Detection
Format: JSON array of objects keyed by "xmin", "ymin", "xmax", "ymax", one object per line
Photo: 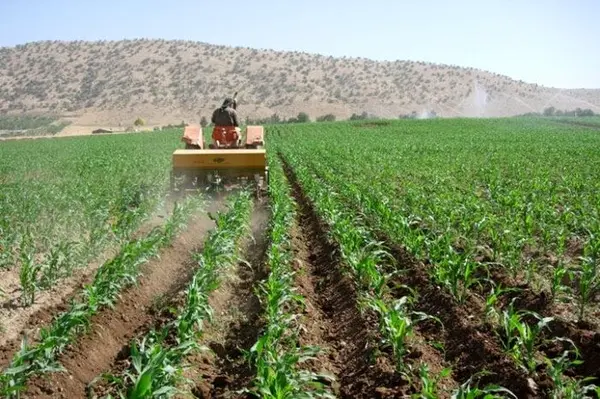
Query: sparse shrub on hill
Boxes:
[
  {"xmin": 1, "ymin": 40, "xmax": 599, "ymax": 120},
  {"xmin": 316, "ymin": 113, "xmax": 336, "ymax": 122},
  {"xmin": 0, "ymin": 115, "xmax": 57, "ymax": 130}
]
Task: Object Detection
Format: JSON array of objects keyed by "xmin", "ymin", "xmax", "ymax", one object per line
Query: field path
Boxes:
[{"xmin": 24, "ymin": 200, "xmax": 224, "ymax": 398}]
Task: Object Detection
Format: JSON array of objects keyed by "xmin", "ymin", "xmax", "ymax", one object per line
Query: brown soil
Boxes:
[
  {"xmin": 189, "ymin": 202, "xmax": 269, "ymax": 398},
  {"xmin": 382, "ymin": 244, "xmax": 540, "ymax": 398},
  {"xmin": 0, "ymin": 207, "xmax": 170, "ymax": 367},
  {"xmin": 23, "ymin": 200, "xmax": 223, "ymax": 398},
  {"xmin": 280, "ymin": 155, "xmax": 418, "ymax": 398},
  {"xmin": 487, "ymin": 268, "xmax": 600, "ymax": 388}
]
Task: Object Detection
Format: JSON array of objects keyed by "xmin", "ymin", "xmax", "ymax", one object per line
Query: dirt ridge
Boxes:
[
  {"xmin": 280, "ymin": 155, "xmax": 414, "ymax": 398},
  {"xmin": 0, "ymin": 209, "xmax": 170, "ymax": 367},
  {"xmin": 190, "ymin": 202, "xmax": 269, "ymax": 398},
  {"xmin": 23, "ymin": 202, "xmax": 222, "ymax": 399}
]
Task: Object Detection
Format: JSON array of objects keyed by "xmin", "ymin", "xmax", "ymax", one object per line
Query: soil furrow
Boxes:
[
  {"xmin": 487, "ymin": 270, "xmax": 600, "ymax": 385},
  {"xmin": 0, "ymin": 204, "xmax": 172, "ymax": 361},
  {"xmin": 382, "ymin": 243, "xmax": 541, "ymax": 398},
  {"xmin": 302, "ymin": 163, "xmax": 554, "ymax": 396},
  {"xmin": 188, "ymin": 202, "xmax": 269, "ymax": 399},
  {"xmin": 281, "ymin": 157, "xmax": 410, "ymax": 398},
  {"xmin": 23, "ymin": 200, "xmax": 223, "ymax": 399}
]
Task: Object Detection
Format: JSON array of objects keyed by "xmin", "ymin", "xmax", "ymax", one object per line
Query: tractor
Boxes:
[{"xmin": 171, "ymin": 123, "xmax": 268, "ymax": 198}]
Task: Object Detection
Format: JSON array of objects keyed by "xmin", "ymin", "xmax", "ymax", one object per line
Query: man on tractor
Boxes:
[{"xmin": 210, "ymin": 97, "xmax": 241, "ymax": 148}]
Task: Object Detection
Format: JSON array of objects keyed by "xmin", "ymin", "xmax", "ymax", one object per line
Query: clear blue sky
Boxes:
[{"xmin": 1, "ymin": 0, "xmax": 599, "ymax": 88}]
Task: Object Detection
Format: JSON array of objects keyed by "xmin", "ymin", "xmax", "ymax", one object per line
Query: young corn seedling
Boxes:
[
  {"xmin": 451, "ymin": 373, "xmax": 518, "ymax": 399},
  {"xmin": 121, "ymin": 328, "xmax": 197, "ymax": 399},
  {"xmin": 498, "ymin": 301, "xmax": 553, "ymax": 375},
  {"xmin": 550, "ymin": 260, "xmax": 571, "ymax": 303},
  {"xmin": 414, "ymin": 363, "xmax": 452, "ymax": 399},
  {"xmin": 545, "ymin": 345, "xmax": 600, "ymax": 399},
  {"xmin": 424, "ymin": 230, "xmax": 481, "ymax": 304},
  {"xmin": 19, "ymin": 232, "xmax": 40, "ymax": 306},
  {"xmin": 39, "ymin": 240, "xmax": 76, "ymax": 288},
  {"xmin": 575, "ymin": 256, "xmax": 599, "ymax": 322},
  {"xmin": 371, "ymin": 295, "xmax": 440, "ymax": 373},
  {"xmin": 484, "ymin": 284, "xmax": 520, "ymax": 324}
]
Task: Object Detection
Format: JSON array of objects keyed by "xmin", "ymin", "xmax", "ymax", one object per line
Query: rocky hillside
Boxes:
[{"xmin": 1, "ymin": 39, "xmax": 599, "ymax": 130}]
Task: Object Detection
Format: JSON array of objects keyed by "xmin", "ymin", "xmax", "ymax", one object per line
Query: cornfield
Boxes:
[{"xmin": 0, "ymin": 118, "xmax": 599, "ymax": 398}]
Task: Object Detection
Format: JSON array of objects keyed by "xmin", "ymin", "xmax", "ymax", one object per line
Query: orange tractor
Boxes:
[{"xmin": 171, "ymin": 123, "xmax": 268, "ymax": 197}]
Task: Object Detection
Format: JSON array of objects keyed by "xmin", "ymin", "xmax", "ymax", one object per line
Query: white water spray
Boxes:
[{"xmin": 473, "ymin": 81, "xmax": 489, "ymax": 117}]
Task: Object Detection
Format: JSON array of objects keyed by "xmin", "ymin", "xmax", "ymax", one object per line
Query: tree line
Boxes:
[{"xmin": 518, "ymin": 107, "xmax": 598, "ymax": 117}]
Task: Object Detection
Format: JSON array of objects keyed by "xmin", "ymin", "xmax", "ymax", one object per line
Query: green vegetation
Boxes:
[
  {"xmin": 1, "ymin": 117, "xmax": 599, "ymax": 397},
  {"xmin": 247, "ymin": 158, "xmax": 334, "ymax": 398},
  {"xmin": 271, "ymin": 118, "xmax": 600, "ymax": 311},
  {"xmin": 269, "ymin": 117, "xmax": 600, "ymax": 396},
  {"xmin": 99, "ymin": 191, "xmax": 252, "ymax": 398},
  {"xmin": 0, "ymin": 115, "xmax": 57, "ymax": 130},
  {"xmin": 0, "ymin": 130, "xmax": 181, "ymax": 302},
  {"xmin": 0, "ymin": 195, "xmax": 202, "ymax": 397}
]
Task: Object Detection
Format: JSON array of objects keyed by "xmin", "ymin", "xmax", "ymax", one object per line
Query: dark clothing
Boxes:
[{"xmin": 211, "ymin": 106, "xmax": 239, "ymax": 127}]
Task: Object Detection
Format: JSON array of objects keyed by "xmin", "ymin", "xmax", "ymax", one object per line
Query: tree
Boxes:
[
  {"xmin": 134, "ymin": 117, "xmax": 145, "ymax": 126},
  {"xmin": 543, "ymin": 106, "xmax": 555, "ymax": 117},
  {"xmin": 296, "ymin": 112, "xmax": 310, "ymax": 123},
  {"xmin": 316, "ymin": 114, "xmax": 336, "ymax": 122},
  {"xmin": 349, "ymin": 111, "xmax": 370, "ymax": 121},
  {"xmin": 200, "ymin": 116, "xmax": 208, "ymax": 127}
]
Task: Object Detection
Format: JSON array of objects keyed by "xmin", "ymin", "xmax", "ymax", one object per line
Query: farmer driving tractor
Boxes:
[{"xmin": 210, "ymin": 95, "xmax": 241, "ymax": 148}]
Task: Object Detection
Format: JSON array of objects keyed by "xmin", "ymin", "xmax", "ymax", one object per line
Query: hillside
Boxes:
[{"xmin": 1, "ymin": 39, "xmax": 599, "ymax": 132}]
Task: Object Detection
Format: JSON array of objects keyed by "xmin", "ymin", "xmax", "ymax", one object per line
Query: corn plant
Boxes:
[
  {"xmin": 102, "ymin": 191, "xmax": 252, "ymax": 398},
  {"xmin": 0, "ymin": 195, "xmax": 203, "ymax": 398},
  {"xmin": 371, "ymin": 295, "xmax": 440, "ymax": 372},
  {"xmin": 451, "ymin": 373, "xmax": 518, "ymax": 399},
  {"xmin": 497, "ymin": 301, "xmax": 553, "ymax": 375},
  {"xmin": 550, "ymin": 260, "xmax": 571, "ymax": 303},
  {"xmin": 545, "ymin": 345, "xmax": 600, "ymax": 399},
  {"xmin": 484, "ymin": 285, "xmax": 520, "ymax": 324},
  {"xmin": 414, "ymin": 363, "xmax": 452, "ymax": 399},
  {"xmin": 18, "ymin": 231, "xmax": 40, "ymax": 306},
  {"xmin": 575, "ymin": 237, "xmax": 599, "ymax": 320},
  {"xmin": 248, "ymin": 158, "xmax": 335, "ymax": 398}
]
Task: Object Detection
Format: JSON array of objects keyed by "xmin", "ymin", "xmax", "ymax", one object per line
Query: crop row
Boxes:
[
  {"xmin": 304, "ymin": 156, "xmax": 597, "ymax": 396},
  {"xmin": 247, "ymin": 157, "xmax": 334, "ymax": 398},
  {"xmin": 270, "ymin": 121, "xmax": 600, "ymax": 319},
  {"xmin": 271, "ymin": 120, "xmax": 600, "ymax": 397},
  {"xmin": 0, "ymin": 130, "xmax": 183, "ymax": 305},
  {"xmin": 277, "ymin": 150, "xmax": 522, "ymax": 397},
  {"xmin": 0, "ymin": 193, "xmax": 203, "ymax": 397},
  {"xmin": 96, "ymin": 191, "xmax": 253, "ymax": 398}
]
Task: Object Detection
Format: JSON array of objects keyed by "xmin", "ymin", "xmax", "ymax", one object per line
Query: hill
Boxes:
[{"xmin": 1, "ymin": 39, "xmax": 599, "ymax": 132}]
